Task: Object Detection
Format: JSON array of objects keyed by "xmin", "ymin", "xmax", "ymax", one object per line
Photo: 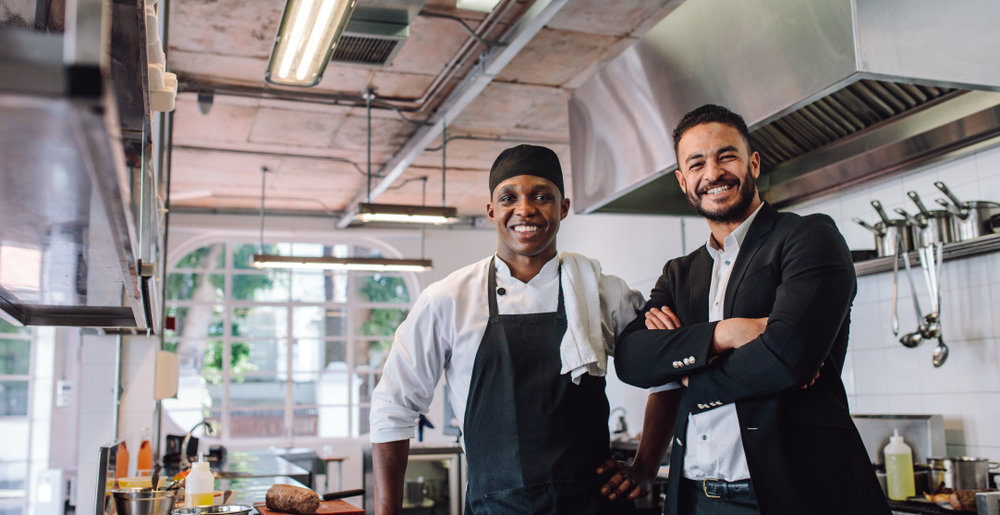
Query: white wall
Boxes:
[
  {"xmin": 793, "ymin": 143, "xmax": 1000, "ymax": 463},
  {"xmin": 75, "ymin": 335, "xmax": 119, "ymax": 515}
]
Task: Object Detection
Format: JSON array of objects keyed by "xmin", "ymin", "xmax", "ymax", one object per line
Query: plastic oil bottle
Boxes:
[
  {"xmin": 884, "ymin": 429, "xmax": 915, "ymax": 500},
  {"xmin": 186, "ymin": 454, "xmax": 215, "ymax": 507},
  {"xmin": 137, "ymin": 428, "xmax": 154, "ymax": 478}
]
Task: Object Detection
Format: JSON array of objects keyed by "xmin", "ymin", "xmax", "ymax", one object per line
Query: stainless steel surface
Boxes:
[
  {"xmin": 0, "ymin": 0, "xmax": 161, "ymax": 329},
  {"xmin": 926, "ymin": 457, "xmax": 999, "ymax": 491},
  {"xmin": 855, "ymin": 233, "xmax": 1000, "ymax": 276},
  {"xmin": 112, "ymin": 489, "xmax": 178, "ymax": 515},
  {"xmin": 336, "ymin": 0, "xmax": 569, "ymax": 228},
  {"xmin": 170, "ymin": 506, "xmax": 253, "ymax": 515},
  {"xmin": 362, "ymin": 444, "xmax": 465, "ymax": 515},
  {"xmin": 934, "ymin": 182, "xmax": 1000, "ymax": 241},
  {"xmin": 569, "ymin": 0, "xmax": 1000, "ymax": 215},
  {"xmin": 892, "ymin": 247, "xmax": 900, "ymax": 336},
  {"xmin": 977, "ymin": 491, "xmax": 1000, "ymax": 515},
  {"xmin": 852, "ymin": 415, "xmax": 946, "ymax": 467},
  {"xmin": 902, "ymin": 191, "xmax": 956, "ymax": 246}
]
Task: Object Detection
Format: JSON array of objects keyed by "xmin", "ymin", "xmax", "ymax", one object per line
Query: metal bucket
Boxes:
[{"xmin": 112, "ymin": 489, "xmax": 178, "ymax": 515}]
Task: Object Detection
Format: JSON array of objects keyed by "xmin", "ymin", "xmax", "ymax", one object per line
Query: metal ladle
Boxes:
[
  {"xmin": 899, "ymin": 236, "xmax": 926, "ymax": 348},
  {"xmin": 927, "ymin": 243, "xmax": 949, "ymax": 367}
]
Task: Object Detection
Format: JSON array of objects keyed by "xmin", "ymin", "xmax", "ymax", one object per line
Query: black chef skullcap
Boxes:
[{"xmin": 488, "ymin": 144, "xmax": 565, "ymax": 198}]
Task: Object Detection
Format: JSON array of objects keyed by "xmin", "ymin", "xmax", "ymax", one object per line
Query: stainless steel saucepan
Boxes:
[
  {"xmin": 934, "ymin": 181, "xmax": 1000, "ymax": 241},
  {"xmin": 895, "ymin": 191, "xmax": 955, "ymax": 247},
  {"xmin": 853, "ymin": 201, "xmax": 916, "ymax": 257}
]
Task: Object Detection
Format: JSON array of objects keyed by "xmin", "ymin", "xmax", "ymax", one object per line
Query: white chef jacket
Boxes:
[
  {"xmin": 682, "ymin": 202, "xmax": 764, "ymax": 481},
  {"xmin": 369, "ymin": 254, "xmax": 645, "ymax": 445}
]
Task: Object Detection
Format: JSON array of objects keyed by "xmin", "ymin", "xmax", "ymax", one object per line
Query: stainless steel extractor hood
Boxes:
[{"xmin": 569, "ymin": 0, "xmax": 1000, "ymax": 215}]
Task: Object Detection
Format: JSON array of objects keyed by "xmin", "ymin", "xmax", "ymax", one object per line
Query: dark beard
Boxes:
[{"xmin": 686, "ymin": 165, "xmax": 758, "ymax": 224}]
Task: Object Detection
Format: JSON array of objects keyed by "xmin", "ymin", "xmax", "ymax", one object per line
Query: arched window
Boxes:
[{"xmin": 161, "ymin": 237, "xmax": 417, "ymax": 443}]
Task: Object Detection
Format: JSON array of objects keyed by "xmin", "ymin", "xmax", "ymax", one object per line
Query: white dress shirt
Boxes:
[
  {"xmin": 369, "ymin": 254, "xmax": 645, "ymax": 445},
  {"xmin": 682, "ymin": 202, "xmax": 764, "ymax": 481}
]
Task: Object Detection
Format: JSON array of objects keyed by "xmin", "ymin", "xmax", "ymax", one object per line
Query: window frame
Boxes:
[{"xmin": 162, "ymin": 235, "xmax": 418, "ymax": 445}]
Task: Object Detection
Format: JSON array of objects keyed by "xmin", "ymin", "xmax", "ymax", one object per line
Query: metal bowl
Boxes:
[
  {"xmin": 171, "ymin": 505, "xmax": 254, "ymax": 515},
  {"xmin": 111, "ymin": 488, "xmax": 178, "ymax": 515}
]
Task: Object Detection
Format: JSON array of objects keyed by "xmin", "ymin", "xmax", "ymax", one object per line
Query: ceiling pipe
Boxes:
[{"xmin": 337, "ymin": 0, "xmax": 569, "ymax": 228}]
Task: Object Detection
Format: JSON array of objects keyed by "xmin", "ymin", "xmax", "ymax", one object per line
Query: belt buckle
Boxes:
[{"xmin": 702, "ymin": 479, "xmax": 722, "ymax": 499}]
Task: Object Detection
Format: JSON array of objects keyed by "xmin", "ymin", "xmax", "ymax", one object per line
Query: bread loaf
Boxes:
[
  {"xmin": 948, "ymin": 490, "xmax": 977, "ymax": 512},
  {"xmin": 265, "ymin": 484, "xmax": 320, "ymax": 514}
]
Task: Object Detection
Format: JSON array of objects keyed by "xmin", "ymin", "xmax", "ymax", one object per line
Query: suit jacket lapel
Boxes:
[
  {"xmin": 690, "ymin": 247, "xmax": 712, "ymax": 323},
  {"xmin": 724, "ymin": 203, "xmax": 779, "ymax": 319}
]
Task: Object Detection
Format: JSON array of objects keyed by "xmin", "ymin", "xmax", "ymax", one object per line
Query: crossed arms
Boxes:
[{"xmin": 614, "ymin": 215, "xmax": 856, "ymax": 406}]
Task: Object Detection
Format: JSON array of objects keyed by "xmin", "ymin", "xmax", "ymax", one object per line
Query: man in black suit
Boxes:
[{"xmin": 610, "ymin": 105, "xmax": 890, "ymax": 515}]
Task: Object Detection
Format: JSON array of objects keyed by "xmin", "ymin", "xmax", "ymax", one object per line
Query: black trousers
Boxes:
[{"xmin": 678, "ymin": 479, "xmax": 761, "ymax": 515}]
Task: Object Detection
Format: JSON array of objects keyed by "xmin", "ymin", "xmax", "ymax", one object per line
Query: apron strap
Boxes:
[{"xmin": 488, "ymin": 256, "xmax": 499, "ymax": 318}]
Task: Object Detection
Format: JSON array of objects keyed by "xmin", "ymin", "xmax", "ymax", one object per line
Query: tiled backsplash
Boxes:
[{"xmin": 792, "ymin": 143, "xmax": 1000, "ymax": 463}]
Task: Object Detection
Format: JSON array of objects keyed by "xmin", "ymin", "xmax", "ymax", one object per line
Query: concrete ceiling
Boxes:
[{"xmin": 166, "ymin": 0, "xmax": 680, "ymax": 218}]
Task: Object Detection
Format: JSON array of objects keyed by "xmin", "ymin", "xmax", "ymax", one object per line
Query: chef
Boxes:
[{"xmin": 369, "ymin": 145, "xmax": 675, "ymax": 515}]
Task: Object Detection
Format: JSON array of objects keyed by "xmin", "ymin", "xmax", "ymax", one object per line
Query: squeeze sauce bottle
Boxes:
[
  {"xmin": 186, "ymin": 454, "xmax": 215, "ymax": 507},
  {"xmin": 885, "ymin": 429, "xmax": 915, "ymax": 500},
  {"xmin": 137, "ymin": 428, "xmax": 153, "ymax": 477}
]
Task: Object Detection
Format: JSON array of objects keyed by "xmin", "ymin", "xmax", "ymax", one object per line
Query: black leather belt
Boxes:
[{"xmin": 682, "ymin": 478, "xmax": 755, "ymax": 499}]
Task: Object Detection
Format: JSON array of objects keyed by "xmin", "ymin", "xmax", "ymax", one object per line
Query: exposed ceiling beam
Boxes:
[{"xmin": 337, "ymin": 0, "xmax": 569, "ymax": 228}]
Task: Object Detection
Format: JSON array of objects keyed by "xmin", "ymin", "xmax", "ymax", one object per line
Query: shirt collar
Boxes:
[
  {"xmin": 706, "ymin": 202, "xmax": 765, "ymax": 257},
  {"xmin": 493, "ymin": 253, "xmax": 560, "ymax": 285}
]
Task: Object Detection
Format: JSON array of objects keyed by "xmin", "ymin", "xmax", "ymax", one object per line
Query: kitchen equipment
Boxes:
[
  {"xmin": 885, "ymin": 429, "xmax": 916, "ymax": 500},
  {"xmin": 112, "ymin": 488, "xmax": 178, "ymax": 515},
  {"xmin": 919, "ymin": 243, "xmax": 949, "ymax": 367},
  {"xmin": 171, "ymin": 506, "xmax": 253, "ymax": 515},
  {"xmin": 405, "ymin": 478, "xmax": 425, "ymax": 505},
  {"xmin": 322, "ymin": 489, "xmax": 365, "ymax": 501},
  {"xmin": 902, "ymin": 191, "xmax": 956, "ymax": 246},
  {"xmin": 854, "ymin": 201, "xmax": 916, "ymax": 257},
  {"xmin": 875, "ymin": 467, "xmax": 929, "ymax": 499},
  {"xmin": 978, "ymin": 491, "xmax": 1000, "ymax": 514},
  {"xmin": 926, "ymin": 457, "xmax": 1000, "ymax": 490},
  {"xmin": 934, "ymin": 181, "xmax": 1000, "ymax": 241},
  {"xmin": 892, "ymin": 237, "xmax": 901, "ymax": 336},
  {"xmin": 852, "ymin": 415, "xmax": 946, "ymax": 467},
  {"xmin": 899, "ymin": 246, "xmax": 926, "ymax": 348},
  {"xmin": 148, "ymin": 466, "xmax": 161, "ymax": 493}
]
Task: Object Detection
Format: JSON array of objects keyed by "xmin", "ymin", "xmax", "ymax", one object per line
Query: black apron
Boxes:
[{"xmin": 462, "ymin": 258, "xmax": 638, "ymax": 515}]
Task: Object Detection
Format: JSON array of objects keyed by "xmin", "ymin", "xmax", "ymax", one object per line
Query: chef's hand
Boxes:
[
  {"xmin": 799, "ymin": 370, "xmax": 821, "ymax": 389},
  {"xmin": 645, "ymin": 307, "xmax": 680, "ymax": 330},
  {"xmin": 597, "ymin": 459, "xmax": 654, "ymax": 501},
  {"xmin": 711, "ymin": 317, "xmax": 768, "ymax": 355}
]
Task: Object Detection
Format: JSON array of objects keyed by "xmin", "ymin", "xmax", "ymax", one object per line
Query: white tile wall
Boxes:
[{"xmin": 794, "ymin": 143, "xmax": 1000, "ymax": 463}]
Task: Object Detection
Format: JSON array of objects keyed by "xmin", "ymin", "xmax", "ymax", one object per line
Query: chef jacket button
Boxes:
[
  {"xmin": 673, "ymin": 361, "xmax": 680, "ymax": 368},
  {"xmin": 689, "ymin": 356, "xmax": 696, "ymax": 363},
  {"xmin": 497, "ymin": 287, "xmax": 506, "ymax": 296}
]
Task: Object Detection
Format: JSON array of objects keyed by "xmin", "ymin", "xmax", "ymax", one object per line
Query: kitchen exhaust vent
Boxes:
[
  {"xmin": 569, "ymin": 0, "xmax": 1000, "ymax": 215},
  {"xmin": 750, "ymin": 80, "xmax": 958, "ymax": 173},
  {"xmin": 330, "ymin": 16, "xmax": 409, "ymax": 67}
]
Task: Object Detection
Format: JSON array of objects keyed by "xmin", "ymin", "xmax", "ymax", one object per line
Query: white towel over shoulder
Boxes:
[{"xmin": 559, "ymin": 251, "xmax": 611, "ymax": 384}]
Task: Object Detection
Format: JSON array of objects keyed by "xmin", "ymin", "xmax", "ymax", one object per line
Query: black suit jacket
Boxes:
[{"xmin": 616, "ymin": 203, "xmax": 889, "ymax": 515}]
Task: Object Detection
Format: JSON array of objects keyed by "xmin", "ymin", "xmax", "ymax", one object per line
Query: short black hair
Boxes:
[{"xmin": 672, "ymin": 104, "xmax": 752, "ymax": 157}]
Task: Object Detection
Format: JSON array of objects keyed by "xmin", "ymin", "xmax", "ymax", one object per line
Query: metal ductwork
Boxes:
[
  {"xmin": 330, "ymin": 0, "xmax": 428, "ymax": 67},
  {"xmin": 569, "ymin": 0, "xmax": 1000, "ymax": 215}
]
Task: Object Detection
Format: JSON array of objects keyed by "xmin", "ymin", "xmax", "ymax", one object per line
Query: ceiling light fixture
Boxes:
[
  {"xmin": 265, "ymin": 0, "xmax": 357, "ymax": 87},
  {"xmin": 250, "ymin": 255, "xmax": 432, "ymax": 272},
  {"xmin": 250, "ymin": 159, "xmax": 433, "ymax": 272},
  {"xmin": 351, "ymin": 94, "xmax": 460, "ymax": 225},
  {"xmin": 356, "ymin": 203, "xmax": 459, "ymax": 224}
]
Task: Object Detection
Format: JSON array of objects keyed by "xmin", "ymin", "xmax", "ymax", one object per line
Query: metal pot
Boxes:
[
  {"xmin": 926, "ymin": 456, "xmax": 1000, "ymax": 490},
  {"xmin": 896, "ymin": 191, "xmax": 955, "ymax": 247},
  {"xmin": 934, "ymin": 181, "xmax": 1000, "ymax": 241},
  {"xmin": 854, "ymin": 200, "xmax": 916, "ymax": 257}
]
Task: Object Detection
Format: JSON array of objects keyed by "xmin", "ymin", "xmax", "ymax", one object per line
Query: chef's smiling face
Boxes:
[
  {"xmin": 675, "ymin": 122, "xmax": 761, "ymax": 224},
  {"xmin": 487, "ymin": 175, "xmax": 569, "ymax": 262}
]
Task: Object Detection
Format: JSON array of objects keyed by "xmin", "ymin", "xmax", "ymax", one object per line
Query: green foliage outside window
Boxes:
[{"xmin": 201, "ymin": 340, "xmax": 258, "ymax": 385}]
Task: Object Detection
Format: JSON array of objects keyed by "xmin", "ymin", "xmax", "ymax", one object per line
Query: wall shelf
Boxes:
[{"xmin": 854, "ymin": 233, "xmax": 1000, "ymax": 276}]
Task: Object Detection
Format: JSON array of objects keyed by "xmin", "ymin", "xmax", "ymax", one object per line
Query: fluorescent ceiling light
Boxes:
[
  {"xmin": 456, "ymin": 0, "xmax": 503, "ymax": 13},
  {"xmin": 356, "ymin": 203, "xmax": 460, "ymax": 225},
  {"xmin": 265, "ymin": 0, "xmax": 357, "ymax": 87},
  {"xmin": 251, "ymin": 254, "xmax": 433, "ymax": 272}
]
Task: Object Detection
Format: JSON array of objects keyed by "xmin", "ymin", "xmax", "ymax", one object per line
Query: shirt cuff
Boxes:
[
  {"xmin": 368, "ymin": 398, "xmax": 419, "ymax": 444},
  {"xmin": 649, "ymin": 381, "xmax": 682, "ymax": 393}
]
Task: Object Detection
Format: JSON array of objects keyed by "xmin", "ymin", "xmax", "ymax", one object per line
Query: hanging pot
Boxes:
[
  {"xmin": 927, "ymin": 456, "xmax": 1000, "ymax": 491},
  {"xmin": 934, "ymin": 181, "xmax": 1000, "ymax": 241}
]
